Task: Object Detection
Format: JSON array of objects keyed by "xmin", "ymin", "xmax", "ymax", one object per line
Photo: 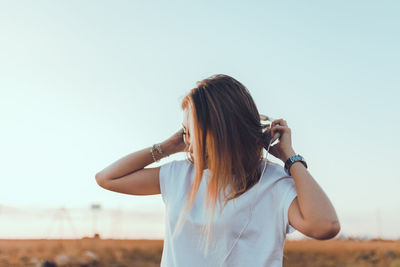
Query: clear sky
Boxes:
[{"xmin": 0, "ymin": 1, "xmax": 399, "ymax": 239}]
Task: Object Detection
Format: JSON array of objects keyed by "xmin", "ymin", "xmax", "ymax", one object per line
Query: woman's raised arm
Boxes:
[
  {"xmin": 94, "ymin": 128, "xmax": 185, "ymax": 195},
  {"xmin": 269, "ymin": 118, "xmax": 341, "ymax": 239}
]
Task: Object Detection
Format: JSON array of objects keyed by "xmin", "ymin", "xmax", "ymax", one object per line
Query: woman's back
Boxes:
[{"xmin": 159, "ymin": 158, "xmax": 297, "ymax": 267}]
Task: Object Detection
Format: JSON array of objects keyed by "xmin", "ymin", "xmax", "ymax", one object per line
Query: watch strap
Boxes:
[{"xmin": 284, "ymin": 154, "xmax": 307, "ymax": 176}]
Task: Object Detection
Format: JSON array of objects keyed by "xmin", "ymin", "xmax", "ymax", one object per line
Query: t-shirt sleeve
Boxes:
[
  {"xmin": 159, "ymin": 160, "xmax": 177, "ymax": 205},
  {"xmin": 278, "ymin": 176, "xmax": 298, "ymax": 235}
]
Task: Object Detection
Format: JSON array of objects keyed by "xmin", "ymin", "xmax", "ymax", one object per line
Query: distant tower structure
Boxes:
[
  {"xmin": 46, "ymin": 206, "xmax": 77, "ymax": 239},
  {"xmin": 91, "ymin": 203, "xmax": 102, "ymax": 238}
]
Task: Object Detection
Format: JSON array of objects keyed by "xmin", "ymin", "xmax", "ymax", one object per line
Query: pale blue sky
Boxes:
[{"xmin": 0, "ymin": 1, "xmax": 399, "ymax": 239}]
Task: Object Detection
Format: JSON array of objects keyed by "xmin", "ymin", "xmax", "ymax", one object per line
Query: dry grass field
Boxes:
[
  {"xmin": 282, "ymin": 239, "xmax": 400, "ymax": 267},
  {"xmin": 0, "ymin": 238, "xmax": 399, "ymax": 266}
]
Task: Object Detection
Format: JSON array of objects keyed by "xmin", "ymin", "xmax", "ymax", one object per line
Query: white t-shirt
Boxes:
[{"xmin": 159, "ymin": 158, "xmax": 297, "ymax": 267}]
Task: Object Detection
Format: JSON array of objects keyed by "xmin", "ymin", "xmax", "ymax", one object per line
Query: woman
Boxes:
[{"xmin": 95, "ymin": 74, "xmax": 340, "ymax": 267}]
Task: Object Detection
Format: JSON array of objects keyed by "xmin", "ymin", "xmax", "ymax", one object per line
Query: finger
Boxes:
[
  {"xmin": 271, "ymin": 118, "xmax": 288, "ymax": 127},
  {"xmin": 270, "ymin": 125, "xmax": 291, "ymax": 136},
  {"xmin": 271, "ymin": 125, "xmax": 290, "ymax": 132},
  {"xmin": 271, "ymin": 119, "xmax": 287, "ymax": 127}
]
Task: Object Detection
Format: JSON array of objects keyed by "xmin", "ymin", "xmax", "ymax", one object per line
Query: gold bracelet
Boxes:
[
  {"xmin": 150, "ymin": 146, "xmax": 159, "ymax": 162},
  {"xmin": 157, "ymin": 143, "xmax": 170, "ymax": 157},
  {"xmin": 150, "ymin": 143, "xmax": 169, "ymax": 162},
  {"xmin": 154, "ymin": 143, "xmax": 163, "ymax": 155}
]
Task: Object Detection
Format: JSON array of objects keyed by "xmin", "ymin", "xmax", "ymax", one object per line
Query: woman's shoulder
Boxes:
[
  {"xmin": 169, "ymin": 158, "xmax": 193, "ymax": 168},
  {"xmin": 263, "ymin": 159, "xmax": 288, "ymax": 178},
  {"xmin": 160, "ymin": 158, "xmax": 193, "ymax": 174},
  {"xmin": 260, "ymin": 159, "xmax": 294, "ymax": 189}
]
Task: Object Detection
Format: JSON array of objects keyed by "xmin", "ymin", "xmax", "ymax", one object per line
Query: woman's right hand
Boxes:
[{"xmin": 161, "ymin": 128, "xmax": 188, "ymax": 155}]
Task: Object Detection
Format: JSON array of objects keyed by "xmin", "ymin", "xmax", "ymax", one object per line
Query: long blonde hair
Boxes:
[{"xmin": 174, "ymin": 74, "xmax": 268, "ymax": 256}]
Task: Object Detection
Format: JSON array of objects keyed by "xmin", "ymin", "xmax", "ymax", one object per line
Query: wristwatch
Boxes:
[{"xmin": 284, "ymin": 154, "xmax": 307, "ymax": 176}]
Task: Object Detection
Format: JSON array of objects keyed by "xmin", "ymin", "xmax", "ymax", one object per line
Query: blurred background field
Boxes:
[
  {"xmin": 0, "ymin": 238, "xmax": 399, "ymax": 267},
  {"xmin": 1, "ymin": 205, "xmax": 399, "ymax": 266}
]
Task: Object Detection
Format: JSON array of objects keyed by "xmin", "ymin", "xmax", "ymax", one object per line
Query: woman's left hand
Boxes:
[{"xmin": 266, "ymin": 118, "xmax": 296, "ymax": 162}]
